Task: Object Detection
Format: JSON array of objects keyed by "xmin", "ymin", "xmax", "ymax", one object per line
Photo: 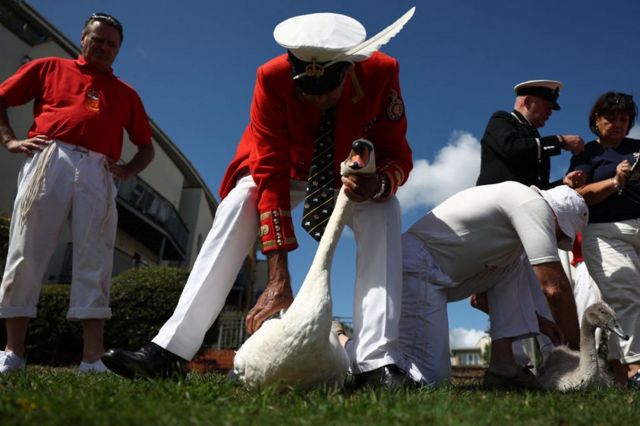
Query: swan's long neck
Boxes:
[
  {"xmin": 285, "ymin": 188, "xmax": 351, "ymax": 316},
  {"xmin": 577, "ymin": 320, "xmax": 599, "ymax": 373},
  {"xmin": 308, "ymin": 188, "xmax": 351, "ymax": 273},
  {"xmin": 283, "ymin": 142, "xmax": 371, "ymax": 324}
]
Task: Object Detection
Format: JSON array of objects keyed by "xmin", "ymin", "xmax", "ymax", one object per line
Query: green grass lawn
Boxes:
[{"xmin": 0, "ymin": 368, "xmax": 637, "ymax": 425}]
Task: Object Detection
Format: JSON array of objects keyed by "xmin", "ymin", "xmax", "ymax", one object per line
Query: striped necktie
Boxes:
[{"xmin": 302, "ymin": 108, "xmax": 336, "ymax": 241}]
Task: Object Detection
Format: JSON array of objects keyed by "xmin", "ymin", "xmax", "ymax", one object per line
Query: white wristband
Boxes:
[{"xmin": 372, "ymin": 174, "xmax": 388, "ymax": 200}]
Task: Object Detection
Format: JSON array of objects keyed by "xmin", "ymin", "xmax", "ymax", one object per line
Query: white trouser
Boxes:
[
  {"xmin": 583, "ymin": 220, "xmax": 640, "ymax": 364},
  {"xmin": 154, "ymin": 174, "xmax": 403, "ymax": 372},
  {"xmin": 0, "ymin": 141, "xmax": 117, "ymax": 319},
  {"xmin": 398, "ymin": 233, "xmax": 552, "ymax": 385}
]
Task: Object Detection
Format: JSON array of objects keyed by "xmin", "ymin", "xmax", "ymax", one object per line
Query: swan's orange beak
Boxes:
[{"xmin": 347, "ymin": 139, "xmax": 373, "ymax": 170}]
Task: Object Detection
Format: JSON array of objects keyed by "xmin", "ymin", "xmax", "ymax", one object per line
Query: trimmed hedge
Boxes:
[
  {"xmin": 106, "ymin": 266, "xmax": 188, "ymax": 349},
  {"xmin": 0, "ymin": 266, "xmax": 188, "ymax": 366}
]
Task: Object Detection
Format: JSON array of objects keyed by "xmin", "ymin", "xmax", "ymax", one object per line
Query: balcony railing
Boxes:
[
  {"xmin": 116, "ymin": 177, "xmax": 189, "ymax": 259},
  {"xmin": 209, "ymin": 314, "xmax": 353, "ymax": 350}
]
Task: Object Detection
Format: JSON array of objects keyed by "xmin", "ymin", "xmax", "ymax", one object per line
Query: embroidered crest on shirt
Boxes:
[
  {"xmin": 386, "ymin": 89, "xmax": 404, "ymax": 121},
  {"xmin": 84, "ymin": 88, "xmax": 101, "ymax": 112}
]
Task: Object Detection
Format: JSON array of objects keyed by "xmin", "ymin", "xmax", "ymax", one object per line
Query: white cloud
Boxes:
[
  {"xmin": 396, "ymin": 130, "xmax": 481, "ymax": 212},
  {"xmin": 629, "ymin": 124, "xmax": 640, "ymax": 139},
  {"xmin": 449, "ymin": 327, "xmax": 488, "ymax": 349}
]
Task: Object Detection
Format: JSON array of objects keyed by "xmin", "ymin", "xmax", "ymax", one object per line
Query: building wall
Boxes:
[
  {"xmin": 113, "ymin": 229, "xmax": 159, "ymax": 273},
  {"xmin": 179, "ymin": 187, "xmax": 214, "ymax": 269},
  {"xmin": 0, "ymin": 22, "xmax": 28, "ymax": 75},
  {"xmin": 121, "ymin": 140, "xmax": 184, "ymax": 210},
  {"xmin": 0, "ymin": 24, "xmax": 37, "ymax": 212}
]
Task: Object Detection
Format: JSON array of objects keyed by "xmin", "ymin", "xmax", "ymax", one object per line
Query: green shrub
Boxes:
[
  {"xmin": 0, "ymin": 266, "xmax": 188, "ymax": 366},
  {"xmin": 106, "ymin": 266, "xmax": 188, "ymax": 349}
]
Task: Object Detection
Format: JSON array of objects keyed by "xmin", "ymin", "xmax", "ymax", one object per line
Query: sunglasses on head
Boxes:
[
  {"xmin": 88, "ymin": 12, "xmax": 123, "ymax": 33},
  {"xmin": 606, "ymin": 93, "xmax": 633, "ymax": 105}
]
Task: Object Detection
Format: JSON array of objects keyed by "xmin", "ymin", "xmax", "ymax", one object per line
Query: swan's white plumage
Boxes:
[
  {"xmin": 233, "ymin": 141, "xmax": 376, "ymax": 391},
  {"xmin": 538, "ymin": 302, "xmax": 628, "ymax": 391}
]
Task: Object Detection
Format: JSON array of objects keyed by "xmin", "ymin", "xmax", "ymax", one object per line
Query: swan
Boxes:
[
  {"xmin": 538, "ymin": 302, "xmax": 629, "ymax": 391},
  {"xmin": 232, "ymin": 139, "xmax": 376, "ymax": 391}
]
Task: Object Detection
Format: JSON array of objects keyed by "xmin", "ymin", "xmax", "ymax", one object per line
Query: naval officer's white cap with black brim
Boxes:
[{"xmin": 514, "ymin": 79, "xmax": 564, "ymax": 110}]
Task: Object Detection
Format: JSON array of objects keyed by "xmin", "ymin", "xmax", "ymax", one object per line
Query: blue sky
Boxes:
[{"xmin": 26, "ymin": 0, "xmax": 640, "ymax": 347}]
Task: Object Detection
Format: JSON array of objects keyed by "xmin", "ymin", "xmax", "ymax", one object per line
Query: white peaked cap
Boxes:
[
  {"xmin": 274, "ymin": 13, "xmax": 366, "ymax": 63},
  {"xmin": 274, "ymin": 7, "xmax": 415, "ymax": 70}
]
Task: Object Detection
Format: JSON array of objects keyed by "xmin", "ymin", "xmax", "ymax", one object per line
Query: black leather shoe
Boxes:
[
  {"xmin": 353, "ymin": 364, "xmax": 418, "ymax": 389},
  {"xmin": 628, "ymin": 371, "xmax": 640, "ymax": 389},
  {"xmin": 101, "ymin": 343, "xmax": 187, "ymax": 379}
]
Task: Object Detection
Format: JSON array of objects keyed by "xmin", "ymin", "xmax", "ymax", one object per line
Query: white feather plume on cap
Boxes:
[{"xmin": 324, "ymin": 7, "xmax": 415, "ymax": 67}]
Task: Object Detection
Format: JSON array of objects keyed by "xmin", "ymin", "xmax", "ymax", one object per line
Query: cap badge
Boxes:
[{"xmin": 304, "ymin": 59, "xmax": 325, "ymax": 79}]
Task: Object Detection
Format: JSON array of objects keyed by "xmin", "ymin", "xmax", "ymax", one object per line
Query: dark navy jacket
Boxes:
[{"xmin": 476, "ymin": 110, "xmax": 562, "ymax": 189}]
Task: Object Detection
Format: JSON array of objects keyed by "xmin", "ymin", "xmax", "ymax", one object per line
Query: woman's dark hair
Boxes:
[{"xmin": 588, "ymin": 91, "xmax": 637, "ymax": 136}]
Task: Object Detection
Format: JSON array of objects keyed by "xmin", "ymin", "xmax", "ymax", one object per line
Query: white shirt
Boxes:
[{"xmin": 407, "ymin": 181, "xmax": 559, "ymax": 283}]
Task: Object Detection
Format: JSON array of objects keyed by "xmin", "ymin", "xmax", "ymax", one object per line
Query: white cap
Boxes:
[
  {"xmin": 274, "ymin": 13, "xmax": 366, "ymax": 63},
  {"xmin": 514, "ymin": 79, "xmax": 564, "ymax": 93},
  {"xmin": 533, "ymin": 185, "xmax": 589, "ymax": 251},
  {"xmin": 514, "ymin": 80, "xmax": 564, "ymax": 110}
]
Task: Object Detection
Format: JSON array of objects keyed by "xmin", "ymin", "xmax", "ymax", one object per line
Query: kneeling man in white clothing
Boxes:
[{"xmin": 398, "ymin": 182, "xmax": 588, "ymax": 388}]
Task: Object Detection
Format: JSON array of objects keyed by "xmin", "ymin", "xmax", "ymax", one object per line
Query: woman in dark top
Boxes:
[{"xmin": 569, "ymin": 91, "xmax": 640, "ymax": 388}]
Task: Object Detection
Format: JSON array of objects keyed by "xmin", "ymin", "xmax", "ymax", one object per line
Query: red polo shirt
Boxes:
[{"xmin": 0, "ymin": 56, "xmax": 151, "ymax": 160}]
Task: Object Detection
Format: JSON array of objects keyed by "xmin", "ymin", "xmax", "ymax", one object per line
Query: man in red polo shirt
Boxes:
[
  {"xmin": 103, "ymin": 9, "xmax": 416, "ymax": 388},
  {"xmin": 0, "ymin": 13, "xmax": 154, "ymax": 374}
]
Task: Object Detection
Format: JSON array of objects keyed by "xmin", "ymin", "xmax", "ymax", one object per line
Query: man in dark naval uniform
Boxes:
[
  {"xmin": 476, "ymin": 80, "xmax": 584, "ymax": 189},
  {"xmin": 473, "ymin": 80, "xmax": 585, "ymax": 371}
]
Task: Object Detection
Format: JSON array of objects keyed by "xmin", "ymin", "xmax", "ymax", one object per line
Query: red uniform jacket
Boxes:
[{"xmin": 219, "ymin": 52, "xmax": 413, "ymax": 253}]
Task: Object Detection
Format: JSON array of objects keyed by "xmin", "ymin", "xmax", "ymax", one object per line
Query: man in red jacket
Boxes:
[{"xmin": 103, "ymin": 10, "xmax": 415, "ymax": 387}]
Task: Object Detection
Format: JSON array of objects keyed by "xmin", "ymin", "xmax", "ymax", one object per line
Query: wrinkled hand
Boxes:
[
  {"xmin": 560, "ymin": 135, "xmax": 584, "ymax": 154},
  {"xmin": 470, "ymin": 292, "xmax": 489, "ymax": 314},
  {"xmin": 245, "ymin": 250, "xmax": 293, "ymax": 334},
  {"xmin": 563, "ymin": 170, "xmax": 586, "ymax": 189},
  {"xmin": 537, "ymin": 314, "xmax": 564, "ymax": 346},
  {"xmin": 245, "ymin": 281, "xmax": 293, "ymax": 334},
  {"xmin": 341, "ymin": 173, "xmax": 379, "ymax": 202},
  {"xmin": 5, "ymin": 135, "xmax": 50, "ymax": 157}
]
